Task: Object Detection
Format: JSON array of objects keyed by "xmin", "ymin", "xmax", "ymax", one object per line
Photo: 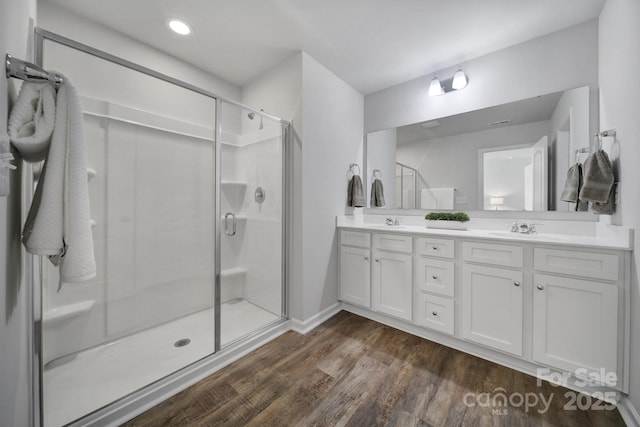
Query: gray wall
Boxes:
[{"xmin": 599, "ymin": 0, "xmax": 640, "ymax": 414}]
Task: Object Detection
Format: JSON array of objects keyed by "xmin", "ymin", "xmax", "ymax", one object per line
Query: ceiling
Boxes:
[
  {"xmin": 40, "ymin": 0, "xmax": 606, "ymax": 95},
  {"xmin": 397, "ymin": 91, "xmax": 564, "ymax": 144}
]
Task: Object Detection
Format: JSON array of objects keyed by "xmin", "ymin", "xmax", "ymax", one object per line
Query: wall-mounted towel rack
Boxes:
[
  {"xmin": 600, "ymin": 128, "xmax": 616, "ymax": 138},
  {"xmin": 5, "ymin": 54, "xmax": 63, "ymax": 87}
]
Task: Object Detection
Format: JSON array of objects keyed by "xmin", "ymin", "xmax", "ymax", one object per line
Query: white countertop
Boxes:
[{"xmin": 336, "ymin": 216, "xmax": 633, "ymax": 251}]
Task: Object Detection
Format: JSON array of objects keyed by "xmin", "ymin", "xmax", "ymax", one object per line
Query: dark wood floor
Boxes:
[{"xmin": 123, "ymin": 311, "xmax": 626, "ymax": 427}]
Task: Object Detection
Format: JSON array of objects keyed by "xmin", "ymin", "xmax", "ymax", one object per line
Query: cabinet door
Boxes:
[
  {"xmin": 339, "ymin": 246, "xmax": 371, "ymax": 308},
  {"xmin": 461, "ymin": 264, "xmax": 523, "ymax": 356},
  {"xmin": 533, "ymin": 274, "xmax": 618, "ymax": 384},
  {"xmin": 372, "ymin": 251, "xmax": 413, "ymax": 321}
]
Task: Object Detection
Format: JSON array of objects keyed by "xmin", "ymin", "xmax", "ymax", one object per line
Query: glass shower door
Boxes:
[
  {"xmin": 218, "ymin": 101, "xmax": 286, "ymax": 346},
  {"xmin": 39, "ymin": 36, "xmax": 217, "ymax": 427}
]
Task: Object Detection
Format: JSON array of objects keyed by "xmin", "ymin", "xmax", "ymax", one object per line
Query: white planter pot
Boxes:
[{"xmin": 425, "ymin": 220, "xmax": 468, "ymax": 230}]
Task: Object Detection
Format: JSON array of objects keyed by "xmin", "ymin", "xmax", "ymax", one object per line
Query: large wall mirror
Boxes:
[{"xmin": 365, "ymin": 85, "xmax": 596, "ymax": 212}]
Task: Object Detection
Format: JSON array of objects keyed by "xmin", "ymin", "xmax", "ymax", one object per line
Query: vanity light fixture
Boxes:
[
  {"xmin": 168, "ymin": 19, "xmax": 192, "ymax": 36},
  {"xmin": 428, "ymin": 67, "xmax": 469, "ymax": 96},
  {"xmin": 428, "ymin": 76, "xmax": 444, "ymax": 96}
]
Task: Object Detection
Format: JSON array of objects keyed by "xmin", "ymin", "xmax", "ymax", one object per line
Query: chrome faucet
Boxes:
[
  {"xmin": 385, "ymin": 217, "xmax": 400, "ymax": 226},
  {"xmin": 519, "ymin": 223, "xmax": 531, "ymax": 234},
  {"xmin": 512, "ymin": 223, "xmax": 539, "ymax": 234}
]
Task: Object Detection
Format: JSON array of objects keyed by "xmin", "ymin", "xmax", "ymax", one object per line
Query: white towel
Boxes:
[
  {"xmin": 0, "ymin": 134, "xmax": 16, "ymax": 196},
  {"xmin": 8, "ymin": 82, "xmax": 56, "ymax": 162},
  {"xmin": 21, "ymin": 75, "xmax": 96, "ymax": 286}
]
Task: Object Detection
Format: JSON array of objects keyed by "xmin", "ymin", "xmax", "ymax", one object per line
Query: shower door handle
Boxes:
[{"xmin": 224, "ymin": 212, "xmax": 237, "ymax": 236}]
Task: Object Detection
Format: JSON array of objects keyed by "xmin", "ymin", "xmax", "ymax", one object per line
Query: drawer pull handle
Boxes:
[
  {"xmin": 364, "ymin": 257, "xmax": 369, "ymax": 261},
  {"xmin": 432, "ymin": 246, "xmax": 438, "ymax": 250},
  {"xmin": 537, "ymin": 284, "xmax": 544, "ymax": 290},
  {"xmin": 375, "ymin": 259, "xmax": 380, "ymax": 262},
  {"xmin": 513, "ymin": 281, "xmax": 520, "ymax": 287},
  {"xmin": 432, "ymin": 311, "xmax": 438, "ymax": 316},
  {"xmin": 432, "ymin": 275, "xmax": 439, "ymax": 280}
]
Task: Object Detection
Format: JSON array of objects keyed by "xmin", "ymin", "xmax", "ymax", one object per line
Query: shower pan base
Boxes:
[{"xmin": 43, "ymin": 300, "xmax": 279, "ymax": 427}]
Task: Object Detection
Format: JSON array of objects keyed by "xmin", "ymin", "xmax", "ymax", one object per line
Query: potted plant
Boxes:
[{"xmin": 425, "ymin": 212, "xmax": 470, "ymax": 230}]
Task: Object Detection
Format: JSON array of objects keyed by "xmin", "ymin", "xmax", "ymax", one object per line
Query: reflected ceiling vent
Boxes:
[
  {"xmin": 420, "ymin": 120, "xmax": 440, "ymax": 129},
  {"xmin": 488, "ymin": 119, "xmax": 511, "ymax": 127}
]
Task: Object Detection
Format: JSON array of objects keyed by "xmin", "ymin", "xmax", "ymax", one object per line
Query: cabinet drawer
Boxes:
[
  {"xmin": 533, "ymin": 248, "xmax": 619, "ymax": 281},
  {"xmin": 417, "ymin": 293, "xmax": 454, "ymax": 335},
  {"xmin": 373, "ymin": 234, "xmax": 412, "ymax": 253},
  {"xmin": 417, "ymin": 237, "xmax": 455, "ymax": 258},
  {"xmin": 416, "ymin": 258, "xmax": 454, "ymax": 297},
  {"xmin": 462, "ymin": 241, "xmax": 523, "ymax": 268},
  {"xmin": 340, "ymin": 230, "xmax": 370, "ymax": 248}
]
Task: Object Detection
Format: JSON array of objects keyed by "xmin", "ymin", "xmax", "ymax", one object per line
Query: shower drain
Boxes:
[{"xmin": 174, "ymin": 338, "xmax": 191, "ymax": 348}]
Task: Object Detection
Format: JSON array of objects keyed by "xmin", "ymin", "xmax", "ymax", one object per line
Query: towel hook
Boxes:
[{"xmin": 372, "ymin": 169, "xmax": 382, "ymax": 180}]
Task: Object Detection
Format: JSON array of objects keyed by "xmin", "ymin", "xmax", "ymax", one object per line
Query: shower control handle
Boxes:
[{"xmin": 224, "ymin": 212, "xmax": 237, "ymax": 236}]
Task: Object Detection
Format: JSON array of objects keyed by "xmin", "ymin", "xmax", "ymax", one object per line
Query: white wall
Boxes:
[
  {"xmin": 301, "ymin": 53, "xmax": 364, "ymax": 319},
  {"xmin": 365, "ymin": 20, "xmax": 599, "ymax": 133},
  {"xmin": 599, "ymin": 0, "xmax": 640, "ymax": 414},
  {"xmin": 0, "ymin": 1, "xmax": 37, "ymax": 424}
]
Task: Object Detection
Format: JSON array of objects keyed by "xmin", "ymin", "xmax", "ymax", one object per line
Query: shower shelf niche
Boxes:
[
  {"xmin": 221, "ymin": 180, "xmax": 248, "ymax": 190},
  {"xmin": 221, "ymin": 267, "xmax": 248, "ymax": 279},
  {"xmin": 43, "ymin": 300, "xmax": 95, "ymax": 328}
]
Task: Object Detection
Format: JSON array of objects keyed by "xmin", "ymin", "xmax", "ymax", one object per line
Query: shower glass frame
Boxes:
[{"xmin": 30, "ymin": 27, "xmax": 290, "ymax": 426}]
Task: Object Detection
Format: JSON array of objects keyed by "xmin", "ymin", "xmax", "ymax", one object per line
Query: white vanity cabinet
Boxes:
[
  {"xmin": 337, "ymin": 221, "xmax": 630, "ymax": 394},
  {"xmin": 532, "ymin": 248, "xmax": 623, "ymax": 387},
  {"xmin": 372, "ymin": 234, "xmax": 413, "ymax": 321},
  {"xmin": 338, "ymin": 231, "xmax": 371, "ymax": 308}
]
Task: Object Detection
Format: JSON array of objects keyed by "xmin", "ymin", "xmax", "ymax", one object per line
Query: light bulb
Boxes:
[
  {"xmin": 428, "ymin": 76, "xmax": 444, "ymax": 96},
  {"xmin": 168, "ymin": 19, "xmax": 192, "ymax": 36},
  {"xmin": 452, "ymin": 68, "xmax": 468, "ymax": 90}
]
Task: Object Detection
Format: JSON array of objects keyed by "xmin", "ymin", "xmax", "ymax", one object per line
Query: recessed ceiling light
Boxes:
[{"xmin": 168, "ymin": 19, "xmax": 192, "ymax": 36}]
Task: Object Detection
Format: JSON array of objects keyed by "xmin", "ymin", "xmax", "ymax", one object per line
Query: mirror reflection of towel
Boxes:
[
  {"xmin": 560, "ymin": 164, "xmax": 588, "ymax": 211},
  {"xmin": 347, "ymin": 175, "xmax": 365, "ymax": 207},
  {"xmin": 370, "ymin": 179, "xmax": 385, "ymax": 207}
]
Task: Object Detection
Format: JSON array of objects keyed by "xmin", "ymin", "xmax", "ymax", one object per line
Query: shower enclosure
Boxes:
[{"xmin": 31, "ymin": 29, "xmax": 289, "ymax": 426}]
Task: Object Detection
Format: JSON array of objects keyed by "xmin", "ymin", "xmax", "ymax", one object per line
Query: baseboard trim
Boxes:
[
  {"xmin": 618, "ymin": 396, "xmax": 640, "ymax": 427},
  {"xmin": 290, "ymin": 302, "xmax": 343, "ymax": 334}
]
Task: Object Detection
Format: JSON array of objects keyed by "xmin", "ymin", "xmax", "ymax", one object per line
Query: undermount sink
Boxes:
[
  {"xmin": 368, "ymin": 224, "xmax": 408, "ymax": 230},
  {"xmin": 488, "ymin": 231, "xmax": 570, "ymax": 241}
]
